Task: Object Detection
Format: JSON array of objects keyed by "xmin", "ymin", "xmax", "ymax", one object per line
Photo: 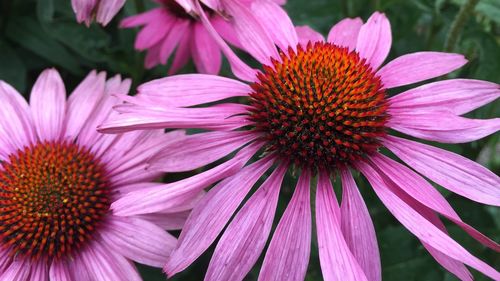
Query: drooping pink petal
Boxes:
[
  {"xmin": 327, "ymin": 17, "xmax": 363, "ymax": 51},
  {"xmin": 65, "ymin": 70, "xmax": 106, "ymax": 139},
  {"xmin": 212, "ymin": 16, "xmax": 243, "ymax": 49},
  {"xmin": 144, "ymin": 42, "xmax": 162, "ymax": 69},
  {"xmin": 137, "ymin": 74, "xmax": 251, "ymax": 107},
  {"xmin": 355, "ymin": 12, "xmax": 391, "ymax": 70},
  {"xmin": 192, "ymin": 22, "xmax": 222, "ymax": 74},
  {"xmin": 340, "ymin": 168, "xmax": 381, "ymax": 281},
  {"xmin": 160, "ymin": 20, "xmax": 191, "ymax": 64},
  {"xmin": 134, "ymin": 210, "xmax": 191, "ymax": 230},
  {"xmin": 71, "ymin": 0, "xmax": 97, "ymax": 25},
  {"xmin": 296, "ymin": 26, "xmax": 324, "ymax": 48},
  {"xmin": 165, "ymin": 155, "xmax": 274, "ymax": 277},
  {"xmin": 251, "ymin": 0, "xmax": 298, "ymax": 52},
  {"xmin": 28, "ymin": 260, "xmax": 48, "ymax": 281},
  {"xmin": 195, "ymin": 2, "xmax": 258, "ymax": 82},
  {"xmin": 111, "ymin": 142, "xmax": 262, "ymax": 216},
  {"xmin": 120, "ymin": 8, "xmax": 164, "ymax": 28},
  {"xmin": 0, "ymin": 258, "xmax": 31, "ymax": 280},
  {"xmin": 387, "ymin": 111, "xmax": 500, "ymax": 143},
  {"xmin": 370, "ymin": 153, "xmax": 499, "ymax": 250},
  {"xmin": 358, "ymin": 162, "xmax": 500, "ymax": 280},
  {"xmin": 168, "ymin": 28, "xmax": 193, "ymax": 75},
  {"xmin": 49, "ymin": 260, "xmax": 73, "ymax": 281},
  {"xmin": 100, "ymin": 216, "xmax": 177, "ymax": 267},
  {"xmin": 316, "ymin": 170, "xmax": 369, "ymax": 281},
  {"xmin": 79, "ymin": 240, "xmax": 141, "ymax": 281},
  {"xmin": 148, "ymin": 131, "xmax": 258, "ymax": 172},
  {"xmin": 205, "ymin": 163, "xmax": 288, "ymax": 281},
  {"xmin": 383, "ymin": 136, "xmax": 500, "ymax": 206},
  {"xmin": 134, "ymin": 11, "xmax": 174, "ymax": 50},
  {"xmin": 0, "ymin": 81, "xmax": 35, "ymax": 155},
  {"xmin": 259, "ymin": 169, "xmax": 311, "ymax": 281},
  {"xmin": 377, "ymin": 52, "xmax": 467, "ymax": 88},
  {"xmin": 222, "ymin": 0, "xmax": 279, "ymax": 65},
  {"xmin": 30, "ymin": 68, "xmax": 66, "ymax": 141},
  {"xmin": 389, "ymin": 79, "xmax": 500, "ymax": 115},
  {"xmin": 96, "ymin": 0, "xmax": 126, "ymax": 26}
]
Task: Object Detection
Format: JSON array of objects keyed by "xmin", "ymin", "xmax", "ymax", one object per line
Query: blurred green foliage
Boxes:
[{"xmin": 0, "ymin": 0, "xmax": 498, "ymax": 280}]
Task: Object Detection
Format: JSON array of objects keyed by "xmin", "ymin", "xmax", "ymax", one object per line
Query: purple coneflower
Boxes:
[
  {"xmin": 100, "ymin": 10, "xmax": 500, "ymax": 281},
  {"xmin": 0, "ymin": 69, "xmax": 197, "ymax": 280},
  {"xmin": 72, "ymin": 0, "xmax": 126, "ymax": 26}
]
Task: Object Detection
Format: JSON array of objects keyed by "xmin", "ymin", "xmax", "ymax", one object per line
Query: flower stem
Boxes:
[{"xmin": 444, "ymin": 0, "xmax": 480, "ymax": 52}]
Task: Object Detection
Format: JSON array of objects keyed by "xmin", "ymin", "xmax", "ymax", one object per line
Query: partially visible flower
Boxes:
[
  {"xmin": 100, "ymin": 11, "xmax": 500, "ymax": 281},
  {"xmin": 121, "ymin": 0, "xmax": 289, "ymax": 74},
  {"xmin": 0, "ymin": 69, "xmax": 198, "ymax": 280},
  {"xmin": 72, "ymin": 0, "xmax": 125, "ymax": 26}
]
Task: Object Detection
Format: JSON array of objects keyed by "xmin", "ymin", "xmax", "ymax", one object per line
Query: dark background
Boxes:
[{"xmin": 0, "ymin": 0, "xmax": 498, "ymax": 280}]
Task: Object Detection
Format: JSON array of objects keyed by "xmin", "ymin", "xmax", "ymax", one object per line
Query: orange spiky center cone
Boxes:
[
  {"xmin": 0, "ymin": 141, "xmax": 110, "ymax": 261},
  {"xmin": 248, "ymin": 42, "xmax": 389, "ymax": 170}
]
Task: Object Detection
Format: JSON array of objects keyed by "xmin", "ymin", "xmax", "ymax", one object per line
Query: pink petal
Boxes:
[
  {"xmin": 355, "ymin": 12, "xmax": 391, "ymax": 70},
  {"xmin": 371, "ymin": 152, "xmax": 499, "ymax": 250},
  {"xmin": 65, "ymin": 70, "xmax": 106, "ymax": 139},
  {"xmin": 195, "ymin": 2, "xmax": 258, "ymax": 82},
  {"xmin": 383, "ymin": 136, "xmax": 500, "ymax": 206},
  {"xmin": 144, "ymin": 42, "xmax": 162, "ymax": 69},
  {"xmin": 251, "ymin": 0, "xmax": 298, "ymax": 52},
  {"xmin": 71, "ymin": 0, "xmax": 97, "ymax": 24},
  {"xmin": 134, "ymin": 210, "xmax": 191, "ymax": 230},
  {"xmin": 111, "ymin": 142, "xmax": 262, "ymax": 216},
  {"xmin": 316, "ymin": 170, "xmax": 369, "ymax": 281},
  {"xmin": 259, "ymin": 169, "xmax": 311, "ymax": 281},
  {"xmin": 120, "ymin": 8, "xmax": 164, "ymax": 28},
  {"xmin": 0, "ymin": 258, "xmax": 31, "ymax": 280},
  {"xmin": 28, "ymin": 260, "xmax": 48, "ymax": 281},
  {"xmin": 49, "ymin": 260, "xmax": 73, "ymax": 281},
  {"xmin": 358, "ymin": 162, "xmax": 500, "ymax": 280},
  {"xmin": 100, "ymin": 216, "xmax": 177, "ymax": 267},
  {"xmin": 168, "ymin": 28, "xmax": 192, "ymax": 75},
  {"xmin": 30, "ymin": 68, "xmax": 66, "ymax": 141},
  {"xmin": 205, "ymin": 163, "xmax": 288, "ymax": 281},
  {"xmin": 96, "ymin": 0, "xmax": 126, "ymax": 26},
  {"xmin": 0, "ymin": 81, "xmax": 35, "ymax": 154},
  {"xmin": 389, "ymin": 79, "xmax": 500, "ymax": 115},
  {"xmin": 212, "ymin": 16, "xmax": 243, "ymax": 49},
  {"xmin": 192, "ymin": 22, "xmax": 222, "ymax": 74},
  {"xmin": 340, "ymin": 168, "xmax": 381, "ymax": 281},
  {"xmin": 200, "ymin": 0, "xmax": 221, "ymax": 11},
  {"xmin": 223, "ymin": 0, "xmax": 279, "ymax": 65},
  {"xmin": 388, "ymin": 111, "xmax": 500, "ymax": 143},
  {"xmin": 327, "ymin": 17, "xmax": 363, "ymax": 51},
  {"xmin": 377, "ymin": 52, "xmax": 467, "ymax": 88},
  {"xmin": 165, "ymin": 156, "xmax": 274, "ymax": 277},
  {"xmin": 134, "ymin": 11, "xmax": 173, "ymax": 50},
  {"xmin": 296, "ymin": 25, "xmax": 325, "ymax": 48},
  {"xmin": 174, "ymin": 0, "xmax": 195, "ymax": 12},
  {"xmin": 160, "ymin": 20, "xmax": 190, "ymax": 64}
]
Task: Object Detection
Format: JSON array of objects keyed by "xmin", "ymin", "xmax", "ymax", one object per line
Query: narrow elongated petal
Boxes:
[
  {"xmin": 327, "ymin": 18, "xmax": 363, "ymax": 51},
  {"xmin": 168, "ymin": 28, "xmax": 192, "ymax": 75},
  {"xmin": 0, "ymin": 259, "xmax": 31, "ymax": 281},
  {"xmin": 134, "ymin": 11, "xmax": 173, "ymax": 50},
  {"xmin": 340, "ymin": 169, "xmax": 380, "ymax": 281},
  {"xmin": 355, "ymin": 12, "xmax": 391, "ymax": 70},
  {"xmin": 213, "ymin": 16, "xmax": 243, "ymax": 49},
  {"xmin": 377, "ymin": 52, "xmax": 467, "ymax": 88},
  {"xmin": 358, "ymin": 162, "xmax": 500, "ymax": 280},
  {"xmin": 160, "ymin": 20, "xmax": 190, "ymax": 64},
  {"xmin": 28, "ymin": 260, "xmax": 48, "ymax": 281},
  {"xmin": 383, "ymin": 136, "xmax": 500, "ymax": 206},
  {"xmin": 370, "ymin": 153, "xmax": 499, "ymax": 250},
  {"xmin": 165, "ymin": 156, "xmax": 274, "ymax": 277},
  {"xmin": 96, "ymin": 0, "xmax": 126, "ymax": 26},
  {"xmin": 205, "ymin": 164, "xmax": 288, "ymax": 281},
  {"xmin": 192, "ymin": 23, "xmax": 222, "ymax": 74},
  {"xmin": 72, "ymin": 0, "xmax": 97, "ymax": 24},
  {"xmin": 137, "ymin": 74, "xmax": 250, "ymax": 107},
  {"xmin": 317, "ymin": 170, "xmax": 368, "ymax": 281},
  {"xmin": 388, "ymin": 111, "xmax": 500, "ymax": 143},
  {"xmin": 251, "ymin": 0, "xmax": 298, "ymax": 52},
  {"xmin": 100, "ymin": 217, "xmax": 177, "ymax": 267},
  {"xmin": 296, "ymin": 26, "xmax": 324, "ymax": 47},
  {"xmin": 259, "ymin": 169, "xmax": 311, "ymax": 281},
  {"xmin": 49, "ymin": 261, "xmax": 73, "ymax": 281},
  {"xmin": 30, "ymin": 68, "xmax": 66, "ymax": 141},
  {"xmin": 389, "ymin": 79, "xmax": 500, "ymax": 115},
  {"xmin": 120, "ymin": 8, "xmax": 163, "ymax": 28},
  {"xmin": 134, "ymin": 211, "xmax": 191, "ymax": 230}
]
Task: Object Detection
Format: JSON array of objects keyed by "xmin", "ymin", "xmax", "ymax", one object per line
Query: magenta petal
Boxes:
[
  {"xmin": 388, "ymin": 111, "xmax": 500, "ymax": 143},
  {"xmin": 327, "ymin": 17, "xmax": 363, "ymax": 51},
  {"xmin": 389, "ymin": 79, "xmax": 500, "ymax": 115},
  {"xmin": 160, "ymin": 20, "xmax": 190, "ymax": 64},
  {"xmin": 0, "ymin": 258, "xmax": 31, "ymax": 280},
  {"xmin": 212, "ymin": 16, "xmax": 243, "ymax": 49},
  {"xmin": 71, "ymin": 0, "xmax": 97, "ymax": 25},
  {"xmin": 120, "ymin": 8, "xmax": 163, "ymax": 28},
  {"xmin": 28, "ymin": 260, "xmax": 48, "ymax": 281},
  {"xmin": 316, "ymin": 170, "xmax": 369, "ymax": 281},
  {"xmin": 100, "ymin": 216, "xmax": 177, "ymax": 267},
  {"xmin": 205, "ymin": 164, "xmax": 288, "ymax": 281},
  {"xmin": 95, "ymin": 0, "xmax": 125, "ymax": 26},
  {"xmin": 134, "ymin": 210, "xmax": 191, "ymax": 230},
  {"xmin": 165, "ymin": 156, "xmax": 274, "ymax": 277},
  {"xmin": 358, "ymin": 162, "xmax": 500, "ymax": 280},
  {"xmin": 137, "ymin": 74, "xmax": 250, "ymax": 107},
  {"xmin": 355, "ymin": 12, "xmax": 391, "ymax": 70},
  {"xmin": 259, "ymin": 169, "xmax": 311, "ymax": 281},
  {"xmin": 296, "ymin": 25, "xmax": 325, "ymax": 47},
  {"xmin": 377, "ymin": 52, "xmax": 467, "ymax": 88},
  {"xmin": 200, "ymin": 0, "xmax": 221, "ymax": 10},
  {"xmin": 340, "ymin": 168, "xmax": 381, "ymax": 281},
  {"xmin": 49, "ymin": 260, "xmax": 73, "ymax": 281},
  {"xmin": 134, "ymin": 11, "xmax": 173, "ymax": 50},
  {"xmin": 383, "ymin": 136, "xmax": 500, "ymax": 206},
  {"xmin": 168, "ymin": 28, "xmax": 192, "ymax": 75},
  {"xmin": 192, "ymin": 23, "xmax": 222, "ymax": 74},
  {"xmin": 251, "ymin": 0, "xmax": 298, "ymax": 52},
  {"xmin": 30, "ymin": 68, "xmax": 66, "ymax": 141},
  {"xmin": 148, "ymin": 131, "xmax": 258, "ymax": 172}
]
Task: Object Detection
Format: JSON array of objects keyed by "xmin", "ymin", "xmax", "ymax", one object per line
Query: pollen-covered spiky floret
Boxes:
[
  {"xmin": 249, "ymin": 42, "xmax": 389, "ymax": 169},
  {"xmin": 0, "ymin": 141, "xmax": 110, "ymax": 260}
]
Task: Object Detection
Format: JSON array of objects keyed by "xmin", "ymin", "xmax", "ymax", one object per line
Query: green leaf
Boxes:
[
  {"xmin": 37, "ymin": 0, "xmax": 54, "ymax": 23},
  {"xmin": 0, "ymin": 40, "xmax": 27, "ymax": 92}
]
